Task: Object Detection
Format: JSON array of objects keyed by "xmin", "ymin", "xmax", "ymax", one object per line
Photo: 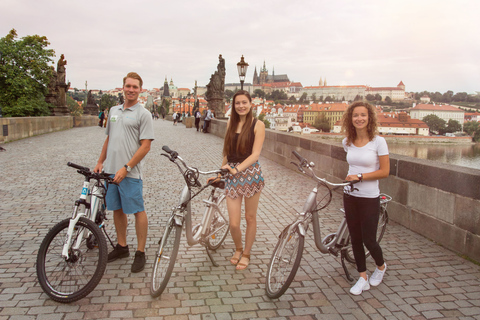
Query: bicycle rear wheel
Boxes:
[
  {"xmin": 150, "ymin": 220, "xmax": 182, "ymax": 298},
  {"xmin": 344, "ymin": 208, "xmax": 388, "ymax": 264},
  {"xmin": 265, "ymin": 226, "xmax": 304, "ymax": 299},
  {"xmin": 206, "ymin": 195, "xmax": 229, "ymax": 250},
  {"xmin": 36, "ymin": 217, "xmax": 108, "ymax": 303}
]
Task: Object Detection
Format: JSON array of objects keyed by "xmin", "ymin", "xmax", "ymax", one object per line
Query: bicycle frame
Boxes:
[{"xmin": 62, "ymin": 170, "xmax": 106, "ymax": 260}]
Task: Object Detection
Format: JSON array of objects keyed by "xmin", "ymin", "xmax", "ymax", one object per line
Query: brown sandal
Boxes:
[
  {"xmin": 236, "ymin": 254, "xmax": 250, "ymax": 270},
  {"xmin": 230, "ymin": 248, "xmax": 243, "ymax": 265}
]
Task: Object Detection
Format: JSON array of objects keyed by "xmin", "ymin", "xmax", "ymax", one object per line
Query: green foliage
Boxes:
[
  {"xmin": 0, "ymin": 29, "xmax": 55, "ymax": 117},
  {"xmin": 463, "ymin": 121, "xmax": 480, "ymax": 137},
  {"xmin": 299, "ymin": 92, "xmax": 308, "ymax": 103},
  {"xmin": 99, "ymin": 94, "xmax": 118, "ymax": 111},
  {"xmin": 252, "ymin": 89, "xmax": 266, "ymax": 99},
  {"xmin": 257, "ymin": 113, "xmax": 270, "ymax": 129},
  {"xmin": 422, "ymin": 114, "xmax": 446, "ymax": 134},
  {"xmin": 66, "ymin": 95, "xmax": 83, "ymax": 116},
  {"xmin": 445, "ymin": 119, "xmax": 462, "ymax": 133},
  {"xmin": 366, "ymin": 94, "xmax": 375, "ymax": 101},
  {"xmin": 225, "ymin": 89, "xmax": 235, "ymax": 102},
  {"xmin": 2, "ymin": 94, "xmax": 52, "ymax": 117},
  {"xmin": 385, "ymin": 96, "xmax": 392, "ymax": 104},
  {"xmin": 313, "ymin": 115, "xmax": 331, "ymax": 132},
  {"xmin": 374, "ymin": 94, "xmax": 382, "ymax": 101}
]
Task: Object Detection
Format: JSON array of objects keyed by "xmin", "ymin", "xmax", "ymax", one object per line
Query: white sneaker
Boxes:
[
  {"xmin": 350, "ymin": 276, "xmax": 370, "ymax": 295},
  {"xmin": 369, "ymin": 263, "xmax": 387, "ymax": 287}
]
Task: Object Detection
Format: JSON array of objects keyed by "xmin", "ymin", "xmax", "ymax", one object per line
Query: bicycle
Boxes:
[
  {"xmin": 265, "ymin": 151, "xmax": 391, "ymax": 299},
  {"xmin": 150, "ymin": 146, "xmax": 230, "ymax": 298},
  {"xmin": 36, "ymin": 162, "xmax": 115, "ymax": 303}
]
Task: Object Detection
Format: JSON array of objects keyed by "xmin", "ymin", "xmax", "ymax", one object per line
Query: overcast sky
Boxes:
[{"xmin": 1, "ymin": 0, "xmax": 479, "ymax": 94}]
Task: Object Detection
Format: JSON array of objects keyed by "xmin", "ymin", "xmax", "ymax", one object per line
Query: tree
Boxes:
[
  {"xmin": 445, "ymin": 119, "xmax": 462, "ymax": 133},
  {"xmin": 225, "ymin": 89, "xmax": 235, "ymax": 102},
  {"xmin": 366, "ymin": 94, "xmax": 375, "ymax": 101},
  {"xmin": 374, "ymin": 94, "xmax": 382, "ymax": 101},
  {"xmin": 257, "ymin": 113, "xmax": 270, "ymax": 129},
  {"xmin": 463, "ymin": 121, "xmax": 479, "ymax": 136},
  {"xmin": 311, "ymin": 93, "xmax": 317, "ymax": 103},
  {"xmin": 252, "ymin": 89, "xmax": 266, "ymax": 99},
  {"xmin": 99, "ymin": 94, "xmax": 118, "ymax": 111},
  {"xmin": 289, "ymin": 95, "xmax": 296, "ymax": 103},
  {"xmin": 453, "ymin": 92, "xmax": 468, "ymax": 102},
  {"xmin": 385, "ymin": 96, "xmax": 392, "ymax": 104},
  {"xmin": 299, "ymin": 92, "xmax": 308, "ymax": 103},
  {"xmin": 422, "ymin": 114, "xmax": 446, "ymax": 134},
  {"xmin": 354, "ymin": 94, "xmax": 362, "ymax": 101},
  {"xmin": 0, "ymin": 29, "xmax": 56, "ymax": 117},
  {"xmin": 66, "ymin": 95, "xmax": 82, "ymax": 116},
  {"xmin": 313, "ymin": 115, "xmax": 331, "ymax": 132}
]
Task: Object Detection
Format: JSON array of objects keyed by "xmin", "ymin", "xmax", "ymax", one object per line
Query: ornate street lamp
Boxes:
[{"xmin": 237, "ymin": 55, "xmax": 249, "ymax": 91}]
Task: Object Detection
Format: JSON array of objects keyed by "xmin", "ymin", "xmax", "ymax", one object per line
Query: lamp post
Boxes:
[{"xmin": 237, "ymin": 55, "xmax": 249, "ymax": 91}]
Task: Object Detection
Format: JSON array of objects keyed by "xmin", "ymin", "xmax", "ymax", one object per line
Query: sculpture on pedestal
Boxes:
[
  {"xmin": 83, "ymin": 90, "xmax": 99, "ymax": 115},
  {"xmin": 205, "ymin": 54, "xmax": 226, "ymax": 118},
  {"xmin": 47, "ymin": 54, "xmax": 71, "ymax": 115}
]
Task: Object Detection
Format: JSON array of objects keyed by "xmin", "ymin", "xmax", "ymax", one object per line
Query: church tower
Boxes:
[
  {"xmin": 253, "ymin": 66, "xmax": 259, "ymax": 85},
  {"xmin": 259, "ymin": 60, "xmax": 268, "ymax": 85},
  {"xmin": 163, "ymin": 76, "xmax": 170, "ymax": 97},
  {"xmin": 319, "ymin": 77, "xmax": 323, "ymax": 86}
]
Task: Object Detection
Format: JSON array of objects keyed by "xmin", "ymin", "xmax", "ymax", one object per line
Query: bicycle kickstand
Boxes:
[
  {"xmin": 102, "ymin": 227, "xmax": 116, "ymax": 249},
  {"xmin": 340, "ymin": 250, "xmax": 354, "ymax": 282},
  {"xmin": 204, "ymin": 244, "xmax": 219, "ymax": 267}
]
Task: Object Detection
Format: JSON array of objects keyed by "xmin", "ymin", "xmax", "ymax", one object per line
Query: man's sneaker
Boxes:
[
  {"xmin": 350, "ymin": 276, "xmax": 370, "ymax": 295},
  {"xmin": 131, "ymin": 250, "xmax": 146, "ymax": 273},
  {"xmin": 108, "ymin": 244, "xmax": 129, "ymax": 262},
  {"xmin": 369, "ymin": 263, "xmax": 387, "ymax": 287}
]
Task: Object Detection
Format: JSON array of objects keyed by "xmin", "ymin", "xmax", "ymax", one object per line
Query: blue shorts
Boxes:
[{"xmin": 106, "ymin": 177, "xmax": 145, "ymax": 214}]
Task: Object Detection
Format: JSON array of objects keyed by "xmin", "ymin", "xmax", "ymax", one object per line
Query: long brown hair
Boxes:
[
  {"xmin": 341, "ymin": 101, "xmax": 378, "ymax": 145},
  {"xmin": 223, "ymin": 90, "xmax": 254, "ymax": 157}
]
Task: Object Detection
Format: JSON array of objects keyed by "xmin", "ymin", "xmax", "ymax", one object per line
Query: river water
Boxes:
[{"xmin": 387, "ymin": 143, "xmax": 480, "ymax": 170}]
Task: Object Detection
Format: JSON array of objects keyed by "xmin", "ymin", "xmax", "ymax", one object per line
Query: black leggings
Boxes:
[{"xmin": 343, "ymin": 193, "xmax": 384, "ymax": 273}]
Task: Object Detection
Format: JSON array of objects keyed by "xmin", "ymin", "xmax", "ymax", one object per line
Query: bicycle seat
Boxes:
[{"xmin": 211, "ymin": 180, "xmax": 225, "ymax": 190}]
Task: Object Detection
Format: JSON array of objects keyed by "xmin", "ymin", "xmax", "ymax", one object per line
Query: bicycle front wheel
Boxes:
[
  {"xmin": 344, "ymin": 208, "xmax": 389, "ymax": 264},
  {"xmin": 36, "ymin": 217, "xmax": 108, "ymax": 303},
  {"xmin": 265, "ymin": 226, "xmax": 304, "ymax": 299},
  {"xmin": 206, "ymin": 196, "xmax": 229, "ymax": 250},
  {"xmin": 150, "ymin": 220, "xmax": 182, "ymax": 298}
]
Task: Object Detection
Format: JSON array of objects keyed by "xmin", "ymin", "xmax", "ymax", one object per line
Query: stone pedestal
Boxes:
[
  {"xmin": 208, "ymin": 98, "xmax": 225, "ymax": 118},
  {"xmin": 184, "ymin": 117, "xmax": 194, "ymax": 128}
]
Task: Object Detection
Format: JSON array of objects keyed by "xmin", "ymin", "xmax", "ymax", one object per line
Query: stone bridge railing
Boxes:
[
  {"xmin": 0, "ymin": 116, "xmax": 99, "ymax": 143},
  {"xmin": 210, "ymin": 119, "xmax": 480, "ymax": 263}
]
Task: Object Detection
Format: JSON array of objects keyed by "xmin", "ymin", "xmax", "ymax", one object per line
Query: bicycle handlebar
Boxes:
[
  {"xmin": 291, "ymin": 151, "xmax": 359, "ymax": 191},
  {"xmin": 162, "ymin": 145, "xmax": 228, "ymax": 176},
  {"xmin": 67, "ymin": 162, "xmax": 114, "ymax": 183}
]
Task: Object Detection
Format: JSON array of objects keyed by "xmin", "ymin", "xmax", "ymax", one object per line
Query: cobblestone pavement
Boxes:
[{"xmin": 1, "ymin": 119, "xmax": 479, "ymax": 320}]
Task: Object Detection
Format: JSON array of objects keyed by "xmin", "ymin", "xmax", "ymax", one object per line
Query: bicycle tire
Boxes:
[
  {"xmin": 265, "ymin": 226, "xmax": 304, "ymax": 299},
  {"xmin": 150, "ymin": 220, "xmax": 182, "ymax": 298},
  {"xmin": 36, "ymin": 217, "xmax": 108, "ymax": 303},
  {"xmin": 344, "ymin": 208, "xmax": 389, "ymax": 264},
  {"xmin": 206, "ymin": 196, "xmax": 229, "ymax": 250}
]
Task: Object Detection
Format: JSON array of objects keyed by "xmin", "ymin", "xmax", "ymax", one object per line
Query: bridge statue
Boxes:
[
  {"xmin": 205, "ymin": 54, "xmax": 226, "ymax": 118},
  {"xmin": 46, "ymin": 54, "xmax": 71, "ymax": 115}
]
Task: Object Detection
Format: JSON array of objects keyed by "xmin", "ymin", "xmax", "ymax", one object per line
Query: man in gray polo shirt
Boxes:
[{"xmin": 94, "ymin": 72, "xmax": 154, "ymax": 273}]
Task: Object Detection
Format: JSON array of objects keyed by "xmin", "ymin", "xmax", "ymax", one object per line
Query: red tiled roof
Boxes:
[{"xmin": 412, "ymin": 104, "xmax": 462, "ymax": 112}]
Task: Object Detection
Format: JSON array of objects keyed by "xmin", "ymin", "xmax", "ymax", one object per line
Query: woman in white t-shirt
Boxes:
[{"xmin": 341, "ymin": 101, "xmax": 390, "ymax": 295}]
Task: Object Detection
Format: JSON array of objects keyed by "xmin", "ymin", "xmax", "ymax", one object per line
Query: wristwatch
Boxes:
[
  {"xmin": 124, "ymin": 164, "xmax": 132, "ymax": 172},
  {"xmin": 357, "ymin": 173, "xmax": 363, "ymax": 182}
]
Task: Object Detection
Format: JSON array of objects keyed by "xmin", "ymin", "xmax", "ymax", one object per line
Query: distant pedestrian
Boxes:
[
  {"xmin": 203, "ymin": 106, "xmax": 214, "ymax": 133},
  {"xmin": 341, "ymin": 101, "xmax": 389, "ymax": 295},
  {"xmin": 172, "ymin": 112, "xmax": 178, "ymax": 125},
  {"xmin": 194, "ymin": 109, "xmax": 201, "ymax": 132},
  {"xmin": 99, "ymin": 110, "xmax": 105, "ymax": 127}
]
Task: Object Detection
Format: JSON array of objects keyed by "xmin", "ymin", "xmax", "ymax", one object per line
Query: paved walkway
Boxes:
[{"xmin": 0, "ymin": 119, "xmax": 479, "ymax": 320}]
